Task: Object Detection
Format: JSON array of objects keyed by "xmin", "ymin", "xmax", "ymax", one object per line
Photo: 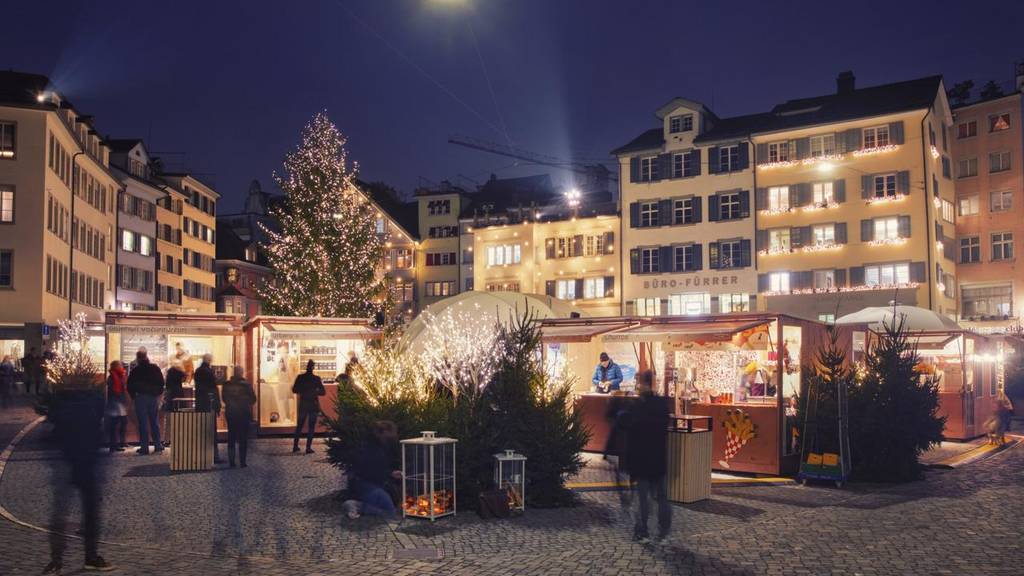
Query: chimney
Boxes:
[{"xmin": 837, "ymin": 71, "xmax": 856, "ymax": 95}]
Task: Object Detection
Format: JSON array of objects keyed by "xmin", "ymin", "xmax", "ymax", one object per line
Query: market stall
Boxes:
[
  {"xmin": 243, "ymin": 316, "xmax": 379, "ymax": 433},
  {"xmin": 542, "ymin": 314, "xmax": 827, "ymax": 475}
]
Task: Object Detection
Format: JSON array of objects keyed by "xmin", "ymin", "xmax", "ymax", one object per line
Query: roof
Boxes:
[
  {"xmin": 610, "ymin": 128, "xmax": 663, "ymax": 156},
  {"xmin": 106, "ymin": 138, "xmax": 143, "ymax": 153},
  {"xmin": 0, "ymin": 70, "xmax": 50, "ymax": 106},
  {"xmin": 215, "ymin": 225, "xmax": 269, "ymax": 266},
  {"xmin": 358, "ymin": 181, "xmax": 419, "ymax": 239}
]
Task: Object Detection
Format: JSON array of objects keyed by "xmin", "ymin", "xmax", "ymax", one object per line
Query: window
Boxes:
[
  {"xmin": 425, "ymin": 281, "xmax": 454, "ymax": 297},
  {"xmin": 812, "ymin": 224, "xmax": 835, "ymax": 246},
  {"xmin": 769, "ymin": 229, "xmax": 791, "ymax": 252},
  {"xmin": 673, "ymin": 244, "xmax": 699, "ymax": 272},
  {"xmin": 640, "ymin": 247, "xmax": 659, "ymax": 273},
  {"xmin": 0, "ymin": 185, "xmax": 12, "ymax": 222},
  {"xmin": 374, "ymin": 218, "xmax": 386, "ymax": 235},
  {"xmin": 873, "ymin": 174, "xmax": 897, "ymax": 198},
  {"xmin": 556, "ymin": 279, "xmax": 576, "ymax": 300},
  {"xmin": 669, "ymin": 293, "xmax": 710, "ymax": 316},
  {"xmin": 768, "ymin": 141, "xmax": 790, "ymax": 163},
  {"xmin": 669, "ymin": 114, "xmax": 693, "ymax": 133},
  {"xmin": 0, "ymin": 250, "xmax": 10, "ymax": 287},
  {"xmin": 583, "ymin": 277, "xmax": 606, "ymax": 299},
  {"xmin": 874, "ymin": 217, "xmax": 900, "ymax": 240},
  {"xmin": 958, "ymin": 158, "xmax": 978, "ymax": 178},
  {"xmin": 486, "ymin": 244, "xmax": 520, "ymax": 266},
  {"xmin": 990, "ymin": 151, "xmax": 1011, "ymax": 173},
  {"xmin": 640, "ymin": 156, "xmax": 658, "ymax": 181},
  {"xmin": 818, "ymin": 314, "xmax": 835, "ymax": 324},
  {"xmin": 942, "ymin": 157, "xmax": 952, "ymax": 179},
  {"xmin": 992, "ymin": 233, "xmax": 1014, "ymax": 261},
  {"xmin": 989, "ymin": 113, "xmax": 1011, "ymax": 133},
  {"xmin": 719, "ymin": 240, "xmax": 741, "ymax": 268},
  {"xmin": 942, "ymin": 199, "xmax": 955, "ymax": 224},
  {"xmin": 718, "ymin": 145, "xmax": 739, "ymax": 172},
  {"xmin": 813, "ymin": 269, "xmax": 835, "ymax": 290},
  {"xmin": 991, "ymin": 190, "xmax": 1013, "ymax": 212},
  {"xmin": 957, "ymin": 120, "xmax": 977, "ymax": 139},
  {"xmin": 960, "ymin": 237, "xmax": 980, "ymax": 263},
  {"xmin": 0, "ymin": 122, "xmax": 14, "ymax": 158},
  {"xmin": 635, "ymin": 298, "xmax": 660, "ymax": 316},
  {"xmin": 810, "ymin": 134, "xmax": 836, "ymax": 157},
  {"xmin": 719, "ymin": 293, "xmax": 749, "ymax": 313},
  {"xmin": 812, "ymin": 182, "xmax": 834, "ymax": 206},
  {"xmin": 768, "ymin": 186, "xmax": 789, "ymax": 211},
  {"xmin": 863, "ymin": 125, "xmax": 890, "ymax": 149},
  {"xmin": 640, "ymin": 201, "xmax": 658, "ymax": 227},
  {"xmin": 864, "ymin": 263, "xmax": 910, "ymax": 287},
  {"xmin": 121, "ymin": 229, "xmax": 135, "ymax": 252},
  {"xmin": 769, "ymin": 272, "xmax": 790, "ymax": 293},
  {"xmin": 671, "ymin": 152, "xmax": 698, "ymax": 178},
  {"xmin": 961, "ymin": 285, "xmax": 1012, "ymax": 319},
  {"xmin": 427, "ymin": 199, "xmax": 451, "ymax": 215},
  {"xmin": 672, "ymin": 153, "xmax": 684, "ymax": 178},
  {"xmin": 139, "ymin": 235, "xmax": 152, "ymax": 257},
  {"xmin": 427, "ymin": 252, "xmax": 458, "ymax": 266},
  {"xmin": 719, "ymin": 192, "xmax": 741, "ymax": 220},
  {"xmin": 583, "ymin": 234, "xmax": 607, "ymax": 256},
  {"xmin": 394, "ymin": 248, "xmax": 412, "ymax": 269},
  {"xmin": 428, "ymin": 226, "xmax": 458, "ymax": 238},
  {"xmin": 673, "ymin": 197, "xmax": 696, "ymax": 225},
  {"xmin": 959, "ymin": 195, "xmax": 979, "ymax": 216}
]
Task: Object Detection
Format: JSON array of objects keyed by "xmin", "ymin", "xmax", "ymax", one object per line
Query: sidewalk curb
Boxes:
[{"xmin": 926, "ymin": 437, "xmax": 1021, "ymax": 470}]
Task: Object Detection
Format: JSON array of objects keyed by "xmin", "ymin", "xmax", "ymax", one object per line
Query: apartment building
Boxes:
[
  {"xmin": 952, "ymin": 68, "xmax": 1024, "ymax": 331},
  {"xmin": 108, "ymin": 139, "xmax": 161, "ymax": 311},
  {"xmin": 160, "ymin": 173, "xmax": 218, "ymax": 312},
  {"xmin": 362, "ymin": 182, "xmax": 419, "ymax": 320},
  {"xmin": 0, "ymin": 71, "xmax": 119, "ymax": 352},
  {"xmin": 613, "ymin": 98, "xmax": 758, "ymax": 317},
  {"xmin": 753, "ymin": 73, "xmax": 957, "ymax": 321},
  {"xmin": 155, "ymin": 183, "xmax": 186, "ymax": 311},
  {"xmin": 415, "ymin": 182, "xmax": 466, "ymax": 308}
]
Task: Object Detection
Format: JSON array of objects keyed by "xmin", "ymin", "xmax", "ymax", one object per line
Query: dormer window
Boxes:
[
  {"xmin": 244, "ymin": 245, "xmax": 257, "ymax": 262},
  {"xmin": 669, "ymin": 114, "xmax": 694, "ymax": 134}
]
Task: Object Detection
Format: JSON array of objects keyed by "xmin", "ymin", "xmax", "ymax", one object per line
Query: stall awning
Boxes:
[
  {"xmin": 262, "ymin": 323, "xmax": 378, "ymax": 340},
  {"xmin": 601, "ymin": 320, "xmax": 770, "ymax": 343},
  {"xmin": 540, "ymin": 321, "xmax": 638, "ymax": 343}
]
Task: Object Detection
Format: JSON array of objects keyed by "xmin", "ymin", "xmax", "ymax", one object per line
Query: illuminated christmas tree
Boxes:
[{"xmin": 259, "ymin": 113, "xmax": 388, "ymax": 318}]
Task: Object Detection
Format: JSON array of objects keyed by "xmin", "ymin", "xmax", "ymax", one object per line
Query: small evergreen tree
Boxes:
[
  {"xmin": 980, "ymin": 80, "xmax": 1005, "ymax": 101},
  {"xmin": 797, "ymin": 326, "xmax": 850, "ymax": 460},
  {"xmin": 848, "ymin": 315, "xmax": 945, "ymax": 481}
]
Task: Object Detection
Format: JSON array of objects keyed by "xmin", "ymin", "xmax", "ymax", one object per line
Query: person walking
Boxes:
[
  {"xmin": 623, "ymin": 370, "xmax": 671, "ymax": 542},
  {"xmin": 126, "ymin": 348, "xmax": 165, "ymax": 455},
  {"xmin": 0, "ymin": 355, "xmax": 15, "ymax": 408},
  {"xmin": 21, "ymin": 347, "xmax": 40, "ymax": 396},
  {"xmin": 292, "ymin": 359, "xmax": 325, "ymax": 454},
  {"xmin": 193, "ymin": 354, "xmax": 222, "ymax": 463},
  {"xmin": 222, "ymin": 366, "xmax": 257, "ymax": 468},
  {"xmin": 104, "ymin": 361, "xmax": 129, "ymax": 452},
  {"xmin": 342, "ymin": 420, "xmax": 401, "ymax": 519}
]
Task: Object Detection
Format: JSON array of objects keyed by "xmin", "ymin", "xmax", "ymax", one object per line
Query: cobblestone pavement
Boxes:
[{"xmin": 1, "ymin": 398, "xmax": 1022, "ymax": 575}]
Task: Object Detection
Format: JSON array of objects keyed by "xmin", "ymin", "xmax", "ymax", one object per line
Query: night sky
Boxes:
[{"xmin": 3, "ymin": 0, "xmax": 1021, "ymax": 211}]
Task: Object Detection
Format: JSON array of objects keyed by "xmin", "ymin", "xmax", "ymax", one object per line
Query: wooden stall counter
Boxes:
[
  {"xmin": 689, "ymin": 402, "xmax": 780, "ymax": 475},
  {"xmin": 576, "ymin": 393, "xmax": 673, "ymax": 453}
]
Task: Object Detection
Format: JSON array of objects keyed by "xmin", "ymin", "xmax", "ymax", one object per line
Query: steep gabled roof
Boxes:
[
  {"xmin": 216, "ymin": 225, "xmax": 268, "ymax": 266},
  {"xmin": 610, "ymin": 128, "xmax": 664, "ymax": 156},
  {"xmin": 358, "ymin": 180, "xmax": 419, "ymax": 240}
]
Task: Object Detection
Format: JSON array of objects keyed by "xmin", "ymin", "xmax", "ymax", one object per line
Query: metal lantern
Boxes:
[
  {"xmin": 494, "ymin": 450, "xmax": 527, "ymax": 512},
  {"xmin": 401, "ymin": 431, "xmax": 457, "ymax": 521}
]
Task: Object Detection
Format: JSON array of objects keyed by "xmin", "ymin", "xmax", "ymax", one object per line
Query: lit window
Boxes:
[
  {"xmin": 818, "ymin": 314, "xmax": 835, "ymax": 324},
  {"xmin": 0, "ymin": 122, "xmax": 15, "ymax": 159},
  {"xmin": 812, "ymin": 182, "xmax": 834, "ymax": 206},
  {"xmin": 121, "ymin": 229, "xmax": 135, "ymax": 252},
  {"xmin": 583, "ymin": 277, "xmax": 606, "ymax": 299},
  {"xmin": 959, "ymin": 195, "xmax": 979, "ymax": 216},
  {"xmin": 769, "ymin": 272, "xmax": 790, "ymax": 293},
  {"xmin": 863, "ymin": 125, "xmax": 890, "ymax": 149},
  {"xmin": 556, "ymin": 279, "xmax": 576, "ymax": 300},
  {"xmin": 989, "ymin": 113, "xmax": 1011, "ymax": 133},
  {"xmin": 769, "ymin": 229, "xmax": 791, "ymax": 252},
  {"xmin": 813, "ymin": 269, "xmax": 835, "ymax": 290},
  {"xmin": 486, "ymin": 244, "xmax": 521, "ymax": 266},
  {"xmin": 961, "ymin": 285, "xmax": 1012, "ymax": 319},
  {"xmin": 669, "ymin": 293, "xmax": 710, "ymax": 316},
  {"xmin": 874, "ymin": 217, "xmax": 900, "ymax": 240},
  {"xmin": 139, "ymin": 236, "xmax": 152, "ymax": 256},
  {"xmin": 768, "ymin": 187, "xmax": 789, "ymax": 211},
  {"xmin": 375, "ymin": 218, "xmax": 386, "ymax": 234},
  {"xmin": 810, "ymin": 134, "xmax": 836, "ymax": 157},
  {"xmin": 719, "ymin": 293, "xmax": 749, "ymax": 313},
  {"xmin": 812, "ymin": 224, "xmax": 835, "ymax": 245},
  {"xmin": 635, "ymin": 298, "xmax": 660, "ymax": 316},
  {"xmin": 0, "ymin": 185, "xmax": 13, "ymax": 222},
  {"xmin": 864, "ymin": 263, "xmax": 910, "ymax": 287},
  {"xmin": 991, "ymin": 190, "xmax": 1013, "ymax": 212},
  {"xmin": 942, "ymin": 200, "xmax": 955, "ymax": 224}
]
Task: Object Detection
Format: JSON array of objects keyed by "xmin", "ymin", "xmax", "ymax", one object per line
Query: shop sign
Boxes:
[
  {"xmin": 642, "ymin": 274, "xmax": 743, "ymax": 291},
  {"xmin": 121, "ymin": 333, "xmax": 169, "ymax": 368}
]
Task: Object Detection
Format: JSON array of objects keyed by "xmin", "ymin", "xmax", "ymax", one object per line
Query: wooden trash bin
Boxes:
[
  {"xmin": 666, "ymin": 415, "xmax": 712, "ymax": 503},
  {"xmin": 169, "ymin": 399, "xmax": 215, "ymax": 472}
]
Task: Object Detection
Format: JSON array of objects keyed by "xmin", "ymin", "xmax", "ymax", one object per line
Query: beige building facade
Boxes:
[
  {"xmin": 161, "ymin": 174, "xmax": 218, "ymax": 313},
  {"xmin": 415, "ymin": 187, "xmax": 465, "ymax": 308}
]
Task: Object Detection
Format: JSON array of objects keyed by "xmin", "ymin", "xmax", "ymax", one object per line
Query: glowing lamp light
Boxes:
[
  {"xmin": 930, "ymin": 145, "xmax": 940, "ymax": 159},
  {"xmin": 817, "ymin": 162, "xmax": 835, "ymax": 174},
  {"xmin": 935, "ymin": 241, "xmax": 943, "ymax": 251},
  {"xmin": 565, "ymin": 188, "xmax": 582, "ymax": 208}
]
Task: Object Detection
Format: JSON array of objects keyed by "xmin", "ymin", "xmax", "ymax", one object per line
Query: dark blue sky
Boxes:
[{"xmin": 3, "ymin": 0, "xmax": 1021, "ymax": 211}]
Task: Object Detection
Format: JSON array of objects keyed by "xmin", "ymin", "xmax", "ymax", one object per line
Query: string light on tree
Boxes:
[{"xmin": 419, "ymin": 302, "xmax": 504, "ymax": 399}]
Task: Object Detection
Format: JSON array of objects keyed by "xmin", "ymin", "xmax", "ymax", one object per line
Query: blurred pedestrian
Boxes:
[
  {"xmin": 162, "ymin": 360, "xmax": 187, "ymax": 447},
  {"xmin": 0, "ymin": 355, "xmax": 14, "ymax": 408},
  {"xmin": 21, "ymin": 346, "xmax": 41, "ymax": 395},
  {"xmin": 43, "ymin": 376, "xmax": 115, "ymax": 573},
  {"xmin": 222, "ymin": 366, "xmax": 256, "ymax": 468},
  {"xmin": 104, "ymin": 361, "xmax": 128, "ymax": 452},
  {"xmin": 292, "ymin": 359, "xmax": 325, "ymax": 454},
  {"xmin": 126, "ymin": 347, "xmax": 165, "ymax": 455},
  {"xmin": 342, "ymin": 420, "xmax": 401, "ymax": 519},
  {"xmin": 193, "ymin": 353, "xmax": 222, "ymax": 463},
  {"xmin": 623, "ymin": 370, "xmax": 671, "ymax": 542}
]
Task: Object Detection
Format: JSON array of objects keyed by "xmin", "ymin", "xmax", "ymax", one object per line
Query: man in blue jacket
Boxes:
[{"xmin": 592, "ymin": 352, "xmax": 623, "ymax": 393}]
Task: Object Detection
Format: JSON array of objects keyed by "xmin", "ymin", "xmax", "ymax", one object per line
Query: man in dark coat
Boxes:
[
  {"xmin": 126, "ymin": 348, "xmax": 165, "ymax": 455},
  {"xmin": 221, "ymin": 366, "xmax": 257, "ymax": 468},
  {"xmin": 22, "ymin": 347, "xmax": 41, "ymax": 395},
  {"xmin": 192, "ymin": 354, "xmax": 222, "ymax": 462},
  {"xmin": 292, "ymin": 359, "xmax": 325, "ymax": 453},
  {"xmin": 623, "ymin": 370, "xmax": 671, "ymax": 541}
]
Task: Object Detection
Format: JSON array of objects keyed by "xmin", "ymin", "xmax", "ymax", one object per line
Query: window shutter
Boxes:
[
  {"xmin": 545, "ymin": 239, "xmax": 555, "ymax": 259},
  {"xmin": 834, "ymin": 178, "xmax": 846, "ymax": 202},
  {"xmin": 861, "ymin": 175, "xmax": 873, "ymax": 199},
  {"xmin": 788, "ymin": 186, "xmax": 800, "ymax": 209},
  {"xmin": 755, "ymin": 143, "xmax": 768, "ymax": 164},
  {"xmin": 755, "ymin": 188, "xmax": 768, "ymax": 211},
  {"xmin": 943, "ymin": 240, "xmax": 956, "ymax": 262},
  {"xmin": 692, "ymin": 148, "xmax": 702, "ymax": 176},
  {"xmin": 849, "ymin": 266, "xmax": 865, "ymax": 286},
  {"xmin": 795, "ymin": 138, "xmax": 810, "ymax": 160},
  {"xmin": 573, "ymin": 235, "xmax": 583, "ymax": 255},
  {"xmin": 749, "ymin": 294, "xmax": 759, "ymax": 311},
  {"xmin": 603, "ymin": 231, "xmax": 614, "ymax": 254},
  {"xmin": 658, "ymin": 199, "xmax": 672, "ymax": 226},
  {"xmin": 629, "ymin": 202, "xmax": 639, "ymax": 228},
  {"xmin": 603, "ymin": 276, "xmax": 615, "ymax": 298},
  {"xmin": 692, "ymin": 196, "xmax": 703, "ymax": 222},
  {"xmin": 757, "ymin": 274, "xmax": 770, "ymax": 292},
  {"xmin": 737, "ymin": 142, "xmax": 750, "ymax": 170},
  {"xmin": 739, "ymin": 239, "xmax": 751, "ymax": 267},
  {"xmin": 660, "ymin": 299, "xmax": 670, "ymax": 316},
  {"xmin": 711, "ymin": 295, "xmax": 720, "ymax": 313},
  {"xmin": 861, "ymin": 219, "xmax": 873, "ymax": 242},
  {"xmin": 545, "ymin": 280, "xmax": 556, "ymax": 297},
  {"xmin": 844, "ymin": 128, "xmax": 862, "ymax": 153},
  {"xmin": 693, "ymin": 243, "xmax": 703, "ymax": 270},
  {"xmin": 796, "ymin": 271, "xmax": 814, "ymax": 290},
  {"xmin": 629, "ymin": 248, "xmax": 639, "ymax": 274},
  {"xmin": 791, "ymin": 226, "xmax": 806, "ymax": 248},
  {"xmin": 738, "ymin": 190, "xmax": 750, "ymax": 218},
  {"xmin": 835, "ymin": 268, "xmax": 847, "ymax": 288},
  {"xmin": 756, "ymin": 230, "xmax": 769, "ymax": 251},
  {"xmin": 656, "ymin": 245, "xmax": 672, "ymax": 273},
  {"xmin": 629, "ymin": 158, "xmax": 640, "ymax": 183},
  {"xmin": 575, "ymin": 278, "xmax": 584, "ymax": 298},
  {"xmin": 708, "ymin": 242, "xmax": 720, "ymax": 269},
  {"xmin": 910, "ymin": 261, "xmax": 927, "ymax": 283},
  {"xmin": 889, "ymin": 121, "xmax": 905, "ymax": 145},
  {"xmin": 897, "ymin": 171, "xmax": 911, "ymax": 195},
  {"xmin": 708, "ymin": 194, "xmax": 720, "ymax": 222},
  {"xmin": 835, "ymin": 222, "xmax": 848, "ymax": 244},
  {"xmin": 935, "ymin": 222, "xmax": 944, "ymax": 241},
  {"xmin": 657, "ymin": 153, "xmax": 672, "ymax": 181},
  {"xmin": 898, "ymin": 215, "xmax": 911, "ymax": 238},
  {"xmin": 708, "ymin": 147, "xmax": 720, "ymax": 174}
]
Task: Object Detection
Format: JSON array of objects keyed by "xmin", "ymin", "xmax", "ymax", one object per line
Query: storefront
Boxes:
[
  {"xmin": 243, "ymin": 316, "xmax": 379, "ymax": 433},
  {"xmin": 542, "ymin": 313, "xmax": 827, "ymax": 475}
]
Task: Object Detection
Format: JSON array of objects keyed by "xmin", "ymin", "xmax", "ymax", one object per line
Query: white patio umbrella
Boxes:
[{"xmin": 834, "ymin": 305, "xmax": 961, "ymax": 332}]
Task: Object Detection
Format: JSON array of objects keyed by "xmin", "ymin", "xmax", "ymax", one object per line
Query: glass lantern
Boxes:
[
  {"xmin": 401, "ymin": 431, "xmax": 457, "ymax": 521},
  {"xmin": 494, "ymin": 450, "xmax": 527, "ymax": 512}
]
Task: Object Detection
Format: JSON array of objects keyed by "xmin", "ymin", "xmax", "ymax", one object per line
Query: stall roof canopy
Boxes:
[
  {"xmin": 599, "ymin": 319, "xmax": 771, "ymax": 343},
  {"xmin": 540, "ymin": 320, "xmax": 639, "ymax": 343},
  {"xmin": 260, "ymin": 322, "xmax": 378, "ymax": 340}
]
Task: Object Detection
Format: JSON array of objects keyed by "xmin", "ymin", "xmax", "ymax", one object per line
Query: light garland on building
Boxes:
[
  {"xmin": 867, "ymin": 237, "xmax": 907, "ymax": 247},
  {"xmin": 759, "ymin": 207, "xmax": 795, "ymax": 216},
  {"xmin": 757, "ymin": 145, "xmax": 900, "ymax": 170},
  {"xmin": 930, "ymin": 145, "xmax": 940, "ymax": 159},
  {"xmin": 799, "ymin": 242, "xmax": 843, "ymax": 254},
  {"xmin": 801, "ymin": 201, "xmax": 841, "ymax": 213},
  {"xmin": 851, "ymin": 144, "xmax": 899, "ymax": 158},
  {"xmin": 756, "ymin": 160, "xmax": 800, "ymax": 170},
  {"xmin": 763, "ymin": 281, "xmax": 920, "ymax": 297},
  {"xmin": 866, "ymin": 194, "xmax": 907, "ymax": 205}
]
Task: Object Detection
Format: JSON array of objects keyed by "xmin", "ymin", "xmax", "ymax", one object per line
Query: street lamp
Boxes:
[{"xmin": 564, "ymin": 188, "xmax": 581, "ymax": 209}]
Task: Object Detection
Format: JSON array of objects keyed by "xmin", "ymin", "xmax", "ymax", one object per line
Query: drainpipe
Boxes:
[
  {"xmin": 69, "ymin": 152, "xmax": 85, "ymax": 319},
  {"xmin": 750, "ymin": 137, "xmax": 758, "ymax": 313},
  {"xmin": 920, "ymin": 113, "xmax": 934, "ymax": 311}
]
